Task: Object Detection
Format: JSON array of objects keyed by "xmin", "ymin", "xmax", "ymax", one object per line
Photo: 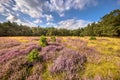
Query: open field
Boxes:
[{"xmin": 0, "ymin": 36, "xmax": 120, "ymax": 80}]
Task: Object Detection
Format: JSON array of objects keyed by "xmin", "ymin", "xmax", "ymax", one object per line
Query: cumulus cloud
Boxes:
[
  {"xmin": 0, "ymin": 0, "xmax": 8, "ymax": 13},
  {"xmin": 57, "ymin": 19, "xmax": 92, "ymax": 29},
  {"xmin": 46, "ymin": 22, "xmax": 56, "ymax": 27},
  {"xmin": 44, "ymin": 14, "xmax": 53, "ymax": 21},
  {"xmin": 12, "ymin": 0, "xmax": 97, "ymax": 18},
  {"xmin": 13, "ymin": 0, "xmax": 45, "ymax": 18},
  {"xmin": 0, "ymin": 4, "xmax": 4, "ymax": 12},
  {"xmin": 34, "ymin": 19, "xmax": 42, "ymax": 24},
  {"xmin": 48, "ymin": 0, "xmax": 97, "ymax": 16},
  {"xmin": 6, "ymin": 14, "xmax": 18, "ymax": 22},
  {"xmin": 6, "ymin": 13, "xmax": 36, "ymax": 27}
]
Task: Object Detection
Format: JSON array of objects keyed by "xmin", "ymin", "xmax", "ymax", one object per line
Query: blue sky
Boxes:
[{"xmin": 0, "ymin": 0, "xmax": 120, "ymax": 29}]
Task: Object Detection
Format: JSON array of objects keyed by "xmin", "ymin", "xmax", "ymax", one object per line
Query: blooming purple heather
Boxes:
[
  {"xmin": 0, "ymin": 37, "xmax": 120, "ymax": 80},
  {"xmin": 0, "ymin": 43, "xmax": 41, "ymax": 64},
  {"xmin": 49, "ymin": 48, "xmax": 87, "ymax": 73}
]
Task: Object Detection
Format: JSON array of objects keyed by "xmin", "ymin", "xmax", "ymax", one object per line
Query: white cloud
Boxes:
[
  {"xmin": 6, "ymin": 13, "xmax": 36, "ymax": 27},
  {"xmin": 0, "ymin": 0, "xmax": 8, "ymax": 13},
  {"xmin": 6, "ymin": 14, "xmax": 18, "ymax": 22},
  {"xmin": 16, "ymin": 19, "xmax": 37, "ymax": 27},
  {"xmin": 13, "ymin": 0, "xmax": 44, "ymax": 18},
  {"xmin": 44, "ymin": 14, "xmax": 53, "ymax": 21},
  {"xmin": 0, "ymin": 0, "xmax": 17, "ymax": 16},
  {"xmin": 12, "ymin": 0, "xmax": 97, "ymax": 17},
  {"xmin": 34, "ymin": 19, "xmax": 42, "ymax": 23},
  {"xmin": 0, "ymin": 4, "xmax": 4, "ymax": 12},
  {"xmin": 46, "ymin": 22, "xmax": 56, "ymax": 27},
  {"xmin": 57, "ymin": 19, "xmax": 92, "ymax": 29},
  {"xmin": 48, "ymin": 0, "xmax": 97, "ymax": 17}
]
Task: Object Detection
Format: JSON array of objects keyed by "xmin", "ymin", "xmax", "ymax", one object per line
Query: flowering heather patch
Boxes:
[
  {"xmin": 42, "ymin": 43, "xmax": 63, "ymax": 53},
  {"xmin": 26, "ymin": 74, "xmax": 42, "ymax": 80},
  {"xmin": 41, "ymin": 43, "xmax": 64, "ymax": 61},
  {"xmin": 0, "ymin": 44, "xmax": 41, "ymax": 64},
  {"xmin": 26, "ymin": 63, "xmax": 43, "ymax": 80},
  {"xmin": 0, "ymin": 56, "xmax": 27, "ymax": 79},
  {"xmin": 49, "ymin": 48, "xmax": 87, "ymax": 79},
  {"xmin": 9, "ymin": 67, "xmax": 27, "ymax": 80},
  {"xmin": 62, "ymin": 38, "xmax": 87, "ymax": 52},
  {"xmin": 0, "ymin": 38, "xmax": 21, "ymax": 49},
  {"xmin": 0, "ymin": 37, "xmax": 120, "ymax": 80},
  {"xmin": 0, "ymin": 41, "xmax": 21, "ymax": 49},
  {"xmin": 0, "ymin": 42, "xmax": 36, "ymax": 56},
  {"xmin": 55, "ymin": 37, "xmax": 61, "ymax": 43}
]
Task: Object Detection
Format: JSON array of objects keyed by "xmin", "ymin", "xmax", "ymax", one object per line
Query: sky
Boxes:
[{"xmin": 0, "ymin": 0, "xmax": 120, "ymax": 29}]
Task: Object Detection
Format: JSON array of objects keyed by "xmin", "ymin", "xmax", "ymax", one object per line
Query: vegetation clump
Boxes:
[
  {"xmin": 89, "ymin": 36, "xmax": 97, "ymax": 40},
  {"xmin": 39, "ymin": 36, "xmax": 48, "ymax": 47},
  {"xmin": 27, "ymin": 49, "xmax": 39, "ymax": 62},
  {"xmin": 51, "ymin": 36, "xmax": 56, "ymax": 42},
  {"xmin": 49, "ymin": 48, "xmax": 87, "ymax": 79}
]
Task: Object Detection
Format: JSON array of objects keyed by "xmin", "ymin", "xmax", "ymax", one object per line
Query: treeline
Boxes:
[
  {"xmin": 81, "ymin": 9, "xmax": 120, "ymax": 37},
  {"xmin": 0, "ymin": 9, "xmax": 120, "ymax": 36},
  {"xmin": 0, "ymin": 21, "xmax": 82, "ymax": 36}
]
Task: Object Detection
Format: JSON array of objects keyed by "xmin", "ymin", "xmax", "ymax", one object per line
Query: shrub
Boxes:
[
  {"xmin": 49, "ymin": 48, "xmax": 87, "ymax": 72},
  {"xmin": 80, "ymin": 34, "xmax": 84, "ymax": 37},
  {"xmin": 27, "ymin": 49, "xmax": 39, "ymax": 62},
  {"xmin": 39, "ymin": 36, "xmax": 48, "ymax": 47},
  {"xmin": 49, "ymin": 48, "xmax": 87, "ymax": 79},
  {"xmin": 51, "ymin": 36, "xmax": 56, "ymax": 42},
  {"xmin": 0, "ymin": 44, "xmax": 41, "ymax": 64},
  {"xmin": 89, "ymin": 36, "xmax": 97, "ymax": 40}
]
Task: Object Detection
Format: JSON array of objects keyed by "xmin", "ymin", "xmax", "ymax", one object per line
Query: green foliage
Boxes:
[
  {"xmin": 39, "ymin": 36, "xmax": 48, "ymax": 47},
  {"xmin": 89, "ymin": 36, "xmax": 97, "ymax": 40},
  {"xmin": 81, "ymin": 9, "xmax": 120, "ymax": 37},
  {"xmin": 51, "ymin": 36, "xmax": 56, "ymax": 42},
  {"xmin": 27, "ymin": 49, "xmax": 39, "ymax": 62}
]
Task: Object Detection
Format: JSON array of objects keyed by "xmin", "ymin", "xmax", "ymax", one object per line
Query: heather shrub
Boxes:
[
  {"xmin": 26, "ymin": 74, "xmax": 42, "ymax": 80},
  {"xmin": 41, "ymin": 44, "xmax": 64, "ymax": 61},
  {"xmin": 0, "ymin": 44, "xmax": 41, "ymax": 64},
  {"xmin": 9, "ymin": 67, "xmax": 27, "ymax": 80},
  {"xmin": 49, "ymin": 48, "xmax": 87, "ymax": 79},
  {"xmin": 80, "ymin": 34, "xmax": 84, "ymax": 37},
  {"xmin": 0, "ymin": 56, "xmax": 28, "ymax": 80},
  {"xmin": 89, "ymin": 36, "xmax": 97, "ymax": 40},
  {"xmin": 51, "ymin": 36, "xmax": 56, "ymax": 42},
  {"xmin": 27, "ymin": 49, "xmax": 39, "ymax": 62},
  {"xmin": 39, "ymin": 36, "xmax": 48, "ymax": 47}
]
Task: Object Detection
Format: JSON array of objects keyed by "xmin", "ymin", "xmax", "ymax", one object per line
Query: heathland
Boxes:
[{"xmin": 0, "ymin": 36, "xmax": 120, "ymax": 80}]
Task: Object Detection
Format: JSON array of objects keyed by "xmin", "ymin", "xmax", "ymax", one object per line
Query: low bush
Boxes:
[
  {"xmin": 39, "ymin": 36, "xmax": 48, "ymax": 47},
  {"xmin": 51, "ymin": 36, "xmax": 56, "ymax": 42},
  {"xmin": 27, "ymin": 49, "xmax": 39, "ymax": 62},
  {"xmin": 89, "ymin": 36, "xmax": 97, "ymax": 40},
  {"xmin": 49, "ymin": 48, "xmax": 87, "ymax": 79}
]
